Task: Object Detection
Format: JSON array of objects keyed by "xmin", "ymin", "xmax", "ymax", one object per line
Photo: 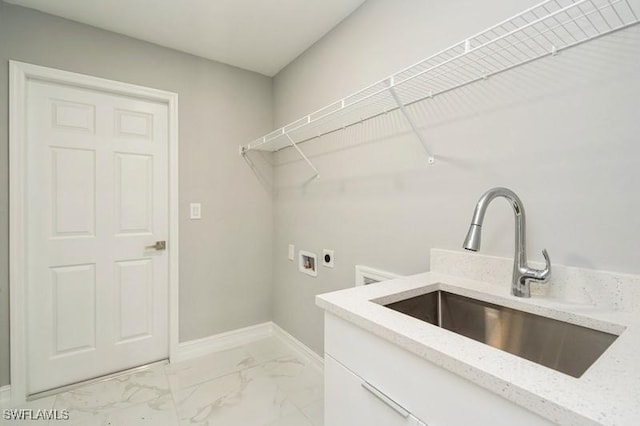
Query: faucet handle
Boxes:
[{"xmin": 539, "ymin": 249, "xmax": 551, "ymax": 282}]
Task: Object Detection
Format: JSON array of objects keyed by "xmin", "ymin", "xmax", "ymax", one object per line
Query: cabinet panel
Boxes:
[
  {"xmin": 325, "ymin": 313, "xmax": 554, "ymax": 426},
  {"xmin": 326, "ymin": 354, "xmax": 424, "ymax": 426}
]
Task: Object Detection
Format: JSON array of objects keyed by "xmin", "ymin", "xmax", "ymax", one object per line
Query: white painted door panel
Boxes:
[{"xmin": 26, "ymin": 80, "xmax": 169, "ymax": 394}]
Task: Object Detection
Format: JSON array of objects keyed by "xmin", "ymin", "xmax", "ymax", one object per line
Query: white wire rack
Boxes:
[{"xmin": 240, "ymin": 0, "xmax": 639, "ymax": 175}]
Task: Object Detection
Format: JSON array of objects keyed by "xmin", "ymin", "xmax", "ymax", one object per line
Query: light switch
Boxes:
[
  {"xmin": 288, "ymin": 244, "xmax": 295, "ymax": 261},
  {"xmin": 190, "ymin": 203, "xmax": 201, "ymax": 220}
]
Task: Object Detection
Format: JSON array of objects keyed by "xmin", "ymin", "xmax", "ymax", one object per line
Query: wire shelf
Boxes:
[{"xmin": 241, "ymin": 0, "xmax": 639, "ymax": 156}]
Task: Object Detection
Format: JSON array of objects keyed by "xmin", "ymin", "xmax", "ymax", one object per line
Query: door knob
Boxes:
[{"xmin": 146, "ymin": 241, "xmax": 166, "ymax": 251}]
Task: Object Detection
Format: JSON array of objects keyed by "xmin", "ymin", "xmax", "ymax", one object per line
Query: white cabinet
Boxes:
[
  {"xmin": 324, "ymin": 313, "xmax": 555, "ymax": 426},
  {"xmin": 326, "ymin": 355, "xmax": 426, "ymax": 426}
]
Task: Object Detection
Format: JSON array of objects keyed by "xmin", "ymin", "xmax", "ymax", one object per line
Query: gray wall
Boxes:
[
  {"xmin": 0, "ymin": 2, "xmax": 274, "ymax": 386},
  {"xmin": 272, "ymin": 0, "xmax": 640, "ymax": 355}
]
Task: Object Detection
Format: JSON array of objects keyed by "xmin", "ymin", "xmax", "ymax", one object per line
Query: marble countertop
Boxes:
[{"xmin": 316, "ymin": 250, "xmax": 640, "ymax": 426}]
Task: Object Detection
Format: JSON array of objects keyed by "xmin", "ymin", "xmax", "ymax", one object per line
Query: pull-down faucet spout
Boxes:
[{"xmin": 463, "ymin": 187, "xmax": 551, "ymax": 297}]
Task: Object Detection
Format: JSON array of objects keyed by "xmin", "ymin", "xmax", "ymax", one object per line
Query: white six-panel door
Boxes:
[{"xmin": 26, "ymin": 79, "xmax": 169, "ymax": 394}]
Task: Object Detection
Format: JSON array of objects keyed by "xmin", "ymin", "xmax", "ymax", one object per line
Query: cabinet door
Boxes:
[
  {"xmin": 326, "ymin": 354, "xmax": 425, "ymax": 426},
  {"xmin": 326, "ymin": 313, "xmax": 555, "ymax": 426}
]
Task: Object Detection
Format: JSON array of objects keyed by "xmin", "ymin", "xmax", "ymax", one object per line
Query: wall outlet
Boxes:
[
  {"xmin": 322, "ymin": 249, "xmax": 334, "ymax": 268},
  {"xmin": 190, "ymin": 203, "xmax": 202, "ymax": 219},
  {"xmin": 288, "ymin": 244, "xmax": 295, "ymax": 261}
]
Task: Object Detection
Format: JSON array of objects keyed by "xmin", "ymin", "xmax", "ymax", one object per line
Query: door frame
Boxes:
[{"xmin": 9, "ymin": 61, "xmax": 180, "ymax": 404}]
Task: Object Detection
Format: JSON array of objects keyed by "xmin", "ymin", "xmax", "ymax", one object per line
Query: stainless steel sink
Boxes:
[{"xmin": 383, "ymin": 291, "xmax": 619, "ymax": 378}]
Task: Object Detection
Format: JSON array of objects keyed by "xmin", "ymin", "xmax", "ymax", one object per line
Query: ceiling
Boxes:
[{"xmin": 6, "ymin": 0, "xmax": 366, "ymax": 76}]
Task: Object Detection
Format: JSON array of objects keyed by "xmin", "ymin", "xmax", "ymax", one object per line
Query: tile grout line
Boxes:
[{"xmin": 164, "ymin": 367, "xmax": 182, "ymax": 426}]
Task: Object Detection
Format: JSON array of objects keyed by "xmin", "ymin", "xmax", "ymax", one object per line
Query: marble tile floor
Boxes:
[{"xmin": 0, "ymin": 337, "xmax": 324, "ymax": 426}]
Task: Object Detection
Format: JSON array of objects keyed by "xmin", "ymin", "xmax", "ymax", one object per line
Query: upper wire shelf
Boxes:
[{"xmin": 241, "ymin": 0, "xmax": 639, "ymax": 162}]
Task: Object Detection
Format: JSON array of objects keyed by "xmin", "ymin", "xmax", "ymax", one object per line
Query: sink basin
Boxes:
[{"xmin": 383, "ymin": 291, "xmax": 619, "ymax": 378}]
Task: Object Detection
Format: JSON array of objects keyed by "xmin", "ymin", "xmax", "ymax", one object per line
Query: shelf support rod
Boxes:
[
  {"xmin": 388, "ymin": 85, "xmax": 435, "ymax": 164},
  {"xmin": 285, "ymin": 133, "xmax": 320, "ymax": 179}
]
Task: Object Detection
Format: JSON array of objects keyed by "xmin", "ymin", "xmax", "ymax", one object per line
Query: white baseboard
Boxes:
[
  {"xmin": 0, "ymin": 385, "xmax": 10, "ymax": 405},
  {"xmin": 271, "ymin": 323, "xmax": 324, "ymax": 373},
  {"xmin": 172, "ymin": 322, "xmax": 272, "ymax": 363},
  {"xmin": 172, "ymin": 321, "xmax": 324, "ymax": 372}
]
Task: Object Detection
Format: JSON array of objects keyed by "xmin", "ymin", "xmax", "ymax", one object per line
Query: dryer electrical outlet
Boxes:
[{"xmin": 323, "ymin": 249, "xmax": 334, "ymax": 268}]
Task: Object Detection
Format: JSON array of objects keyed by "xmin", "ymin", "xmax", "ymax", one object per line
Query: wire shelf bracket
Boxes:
[
  {"xmin": 240, "ymin": 0, "xmax": 640, "ymax": 171},
  {"xmin": 388, "ymin": 79, "xmax": 435, "ymax": 164},
  {"xmin": 285, "ymin": 133, "xmax": 320, "ymax": 179}
]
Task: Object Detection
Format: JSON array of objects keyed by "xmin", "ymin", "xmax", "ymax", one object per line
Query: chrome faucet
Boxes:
[{"xmin": 463, "ymin": 187, "xmax": 551, "ymax": 297}]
